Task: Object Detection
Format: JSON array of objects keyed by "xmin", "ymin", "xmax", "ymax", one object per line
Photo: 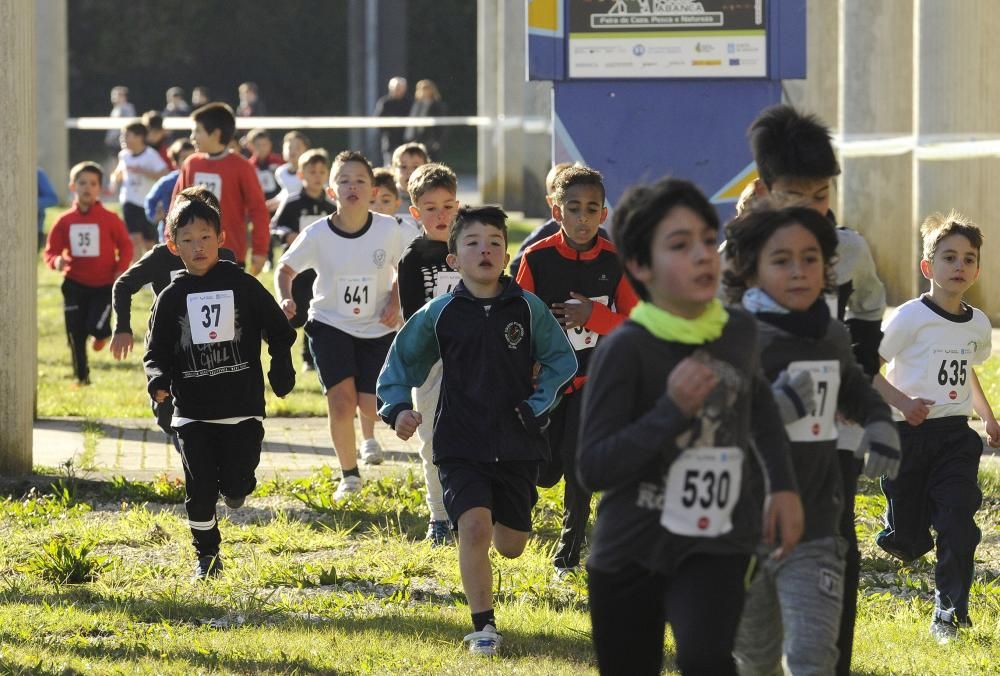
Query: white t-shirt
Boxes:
[
  {"xmin": 275, "ymin": 163, "xmax": 302, "ymax": 194},
  {"xmin": 880, "ymin": 295, "xmax": 992, "ymax": 420},
  {"xmin": 118, "ymin": 147, "xmax": 167, "ymax": 207},
  {"xmin": 278, "ymin": 212, "xmax": 404, "ymax": 338}
]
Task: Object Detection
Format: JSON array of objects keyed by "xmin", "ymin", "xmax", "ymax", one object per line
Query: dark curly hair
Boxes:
[{"xmin": 722, "ymin": 204, "xmax": 839, "ymax": 304}]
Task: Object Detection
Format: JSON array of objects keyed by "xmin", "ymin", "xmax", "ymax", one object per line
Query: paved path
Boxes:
[{"xmin": 33, "ymin": 417, "xmax": 422, "ymax": 480}]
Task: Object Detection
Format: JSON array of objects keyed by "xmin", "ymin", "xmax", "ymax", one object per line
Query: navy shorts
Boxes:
[
  {"xmin": 123, "ymin": 202, "xmax": 156, "ymax": 241},
  {"xmin": 304, "ymin": 319, "xmax": 394, "ymax": 394},
  {"xmin": 438, "ymin": 459, "xmax": 540, "ymax": 532}
]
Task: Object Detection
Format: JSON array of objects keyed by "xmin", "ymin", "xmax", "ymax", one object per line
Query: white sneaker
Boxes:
[
  {"xmin": 463, "ymin": 624, "xmax": 502, "ymax": 657},
  {"xmin": 359, "ymin": 438, "xmax": 384, "ymax": 465},
  {"xmin": 333, "ymin": 475, "xmax": 362, "ymax": 500}
]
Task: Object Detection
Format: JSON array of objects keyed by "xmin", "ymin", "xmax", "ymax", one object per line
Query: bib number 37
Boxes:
[
  {"xmin": 661, "ymin": 447, "xmax": 743, "ymax": 537},
  {"xmin": 186, "ymin": 290, "xmax": 235, "ymax": 344}
]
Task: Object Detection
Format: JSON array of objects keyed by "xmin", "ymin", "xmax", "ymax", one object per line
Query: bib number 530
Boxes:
[
  {"xmin": 661, "ymin": 446, "xmax": 742, "ymax": 537},
  {"xmin": 681, "ymin": 468, "xmax": 733, "ymax": 509}
]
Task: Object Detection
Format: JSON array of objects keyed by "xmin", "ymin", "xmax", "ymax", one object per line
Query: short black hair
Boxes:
[
  {"xmin": 70, "ymin": 161, "xmax": 103, "ymax": 184},
  {"xmin": 721, "ymin": 204, "xmax": 839, "ymax": 304},
  {"xmin": 123, "ymin": 121, "xmax": 148, "ymax": 139},
  {"xmin": 283, "ymin": 130, "xmax": 311, "ymax": 147},
  {"xmin": 611, "ymin": 177, "xmax": 719, "ymax": 301},
  {"xmin": 168, "ymin": 138, "xmax": 195, "ymax": 165},
  {"xmin": 246, "ymin": 128, "xmax": 270, "ymax": 144},
  {"xmin": 298, "ymin": 148, "xmax": 330, "ymax": 172},
  {"xmin": 142, "ymin": 110, "xmax": 164, "ymax": 131},
  {"xmin": 166, "ymin": 187, "xmax": 222, "ymax": 242},
  {"xmin": 408, "ymin": 162, "xmax": 458, "ymax": 203},
  {"xmin": 192, "ymin": 102, "xmax": 236, "ymax": 145},
  {"xmin": 331, "ymin": 150, "xmax": 375, "ymax": 182},
  {"xmin": 749, "ymin": 104, "xmax": 841, "ymax": 188},
  {"xmin": 552, "ymin": 165, "xmax": 605, "ymax": 206},
  {"xmin": 448, "ymin": 205, "xmax": 508, "ymax": 254},
  {"xmin": 372, "ymin": 167, "xmax": 398, "ymax": 195}
]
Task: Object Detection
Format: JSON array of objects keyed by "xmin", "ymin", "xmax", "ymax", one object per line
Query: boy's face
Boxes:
[
  {"xmin": 283, "ymin": 138, "xmax": 306, "ymax": 164},
  {"xmin": 71, "ymin": 171, "xmax": 101, "ymax": 209},
  {"xmin": 752, "ymin": 223, "xmax": 825, "ymax": 312},
  {"xmin": 394, "ymin": 152, "xmax": 426, "ymax": 191},
  {"xmin": 626, "ymin": 206, "xmax": 720, "ymax": 318},
  {"xmin": 167, "ymin": 218, "xmax": 224, "ymax": 276},
  {"xmin": 371, "ymin": 186, "xmax": 402, "ymax": 216},
  {"xmin": 446, "ymin": 222, "xmax": 509, "ymax": 289},
  {"xmin": 553, "ymin": 184, "xmax": 607, "ymax": 249},
  {"xmin": 251, "ymin": 136, "xmax": 273, "ymax": 158},
  {"xmin": 123, "ymin": 131, "xmax": 145, "ymax": 153},
  {"xmin": 299, "ymin": 161, "xmax": 330, "ymax": 194},
  {"xmin": 410, "ymin": 187, "xmax": 459, "ymax": 242},
  {"xmin": 331, "ymin": 161, "xmax": 375, "ymax": 210},
  {"xmin": 191, "ymin": 123, "xmax": 222, "ymax": 153},
  {"xmin": 921, "ymin": 233, "xmax": 981, "ymax": 296},
  {"xmin": 766, "ymin": 176, "xmax": 832, "ymax": 215}
]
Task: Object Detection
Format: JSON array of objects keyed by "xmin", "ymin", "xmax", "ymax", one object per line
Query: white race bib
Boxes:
[
  {"xmin": 565, "ymin": 295, "xmax": 608, "ymax": 351},
  {"xmin": 68, "ymin": 224, "xmax": 100, "ymax": 258},
  {"xmin": 256, "ymin": 169, "xmax": 277, "ymax": 193},
  {"xmin": 434, "ymin": 270, "xmax": 462, "ymax": 297},
  {"xmin": 336, "ymin": 275, "xmax": 376, "ymax": 318},
  {"xmin": 784, "ymin": 360, "xmax": 841, "ymax": 442},
  {"xmin": 926, "ymin": 345, "xmax": 973, "ymax": 405},
  {"xmin": 186, "ymin": 290, "xmax": 235, "ymax": 344},
  {"xmin": 661, "ymin": 446, "xmax": 743, "ymax": 537},
  {"xmin": 193, "ymin": 172, "xmax": 222, "ymax": 200}
]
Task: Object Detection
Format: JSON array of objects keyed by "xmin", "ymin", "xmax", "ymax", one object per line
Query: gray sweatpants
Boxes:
[
  {"xmin": 414, "ymin": 361, "xmax": 447, "ymax": 522},
  {"xmin": 734, "ymin": 536, "xmax": 846, "ymax": 676}
]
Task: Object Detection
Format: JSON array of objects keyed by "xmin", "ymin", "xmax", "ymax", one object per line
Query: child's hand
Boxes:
[
  {"xmin": 280, "ymin": 298, "xmax": 297, "ymax": 320},
  {"xmin": 763, "ymin": 490, "xmax": 803, "ymax": 560},
  {"xmin": 285, "ymin": 231, "xmax": 298, "ymax": 245},
  {"xmin": 110, "ymin": 332, "xmax": 134, "ymax": 360},
  {"xmin": 551, "ymin": 293, "xmax": 594, "ymax": 330},
  {"xmin": 395, "ymin": 410, "xmax": 421, "ymax": 440},
  {"xmin": 667, "ymin": 356, "xmax": 718, "ymax": 417},
  {"xmin": 52, "ymin": 255, "xmax": 66, "ymax": 272},
  {"xmin": 379, "ymin": 293, "xmax": 401, "ymax": 328},
  {"xmin": 249, "ymin": 254, "xmax": 266, "ymax": 276},
  {"xmin": 900, "ymin": 396, "xmax": 934, "ymax": 426},
  {"xmin": 153, "ymin": 389, "xmax": 170, "ymax": 403},
  {"xmin": 986, "ymin": 419, "xmax": 1000, "ymax": 448}
]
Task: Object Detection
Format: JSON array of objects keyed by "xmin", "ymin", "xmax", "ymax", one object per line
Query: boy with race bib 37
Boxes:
[
  {"xmin": 722, "ymin": 205, "xmax": 899, "ymax": 674},
  {"xmin": 873, "ymin": 211, "xmax": 999, "ymax": 644},
  {"xmin": 577, "ymin": 178, "xmax": 803, "ymax": 675}
]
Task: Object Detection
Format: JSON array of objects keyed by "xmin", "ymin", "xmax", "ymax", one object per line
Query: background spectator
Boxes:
[
  {"xmin": 373, "ymin": 76, "xmax": 410, "ymax": 166},
  {"xmin": 237, "ymin": 81, "xmax": 266, "ymax": 117},
  {"xmin": 162, "ymin": 86, "xmax": 191, "ymax": 117},
  {"xmin": 405, "ymin": 79, "xmax": 447, "ymax": 158},
  {"xmin": 104, "ymin": 85, "xmax": 135, "ymax": 155},
  {"xmin": 191, "ymin": 86, "xmax": 211, "ymax": 108}
]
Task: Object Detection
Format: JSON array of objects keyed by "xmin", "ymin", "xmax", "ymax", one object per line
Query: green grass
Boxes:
[{"xmin": 36, "ymin": 207, "xmax": 537, "ymax": 418}]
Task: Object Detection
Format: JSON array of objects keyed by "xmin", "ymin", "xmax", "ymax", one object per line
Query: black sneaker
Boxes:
[
  {"xmin": 223, "ymin": 495, "xmax": 245, "ymax": 509},
  {"xmin": 426, "ymin": 519, "xmax": 454, "ymax": 547},
  {"xmin": 194, "ymin": 554, "xmax": 224, "ymax": 579},
  {"xmin": 875, "ymin": 528, "xmax": 927, "ymax": 563}
]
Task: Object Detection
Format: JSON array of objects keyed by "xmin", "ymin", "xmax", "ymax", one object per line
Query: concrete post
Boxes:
[
  {"xmin": 477, "ymin": 0, "xmax": 501, "ymax": 205},
  {"xmin": 0, "ymin": 0, "xmax": 37, "ymax": 474},
  {"xmin": 838, "ymin": 0, "xmax": 914, "ymax": 305},
  {"xmin": 915, "ymin": 1, "xmax": 1000, "ymax": 320},
  {"xmin": 36, "ymin": 0, "xmax": 67, "ymax": 200}
]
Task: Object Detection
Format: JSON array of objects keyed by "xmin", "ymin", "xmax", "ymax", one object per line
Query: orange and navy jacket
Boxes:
[
  {"xmin": 516, "ymin": 230, "xmax": 638, "ymax": 392},
  {"xmin": 44, "ymin": 200, "xmax": 133, "ymax": 287}
]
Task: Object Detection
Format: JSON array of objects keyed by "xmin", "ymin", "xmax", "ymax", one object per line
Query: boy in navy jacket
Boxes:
[{"xmin": 377, "ymin": 206, "xmax": 577, "ymax": 657}]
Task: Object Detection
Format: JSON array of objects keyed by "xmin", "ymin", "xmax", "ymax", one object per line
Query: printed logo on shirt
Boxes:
[
  {"xmin": 373, "ymin": 249, "xmax": 387, "ymax": 268},
  {"xmin": 818, "ymin": 568, "xmax": 841, "ymax": 598},
  {"xmin": 504, "ymin": 321, "xmax": 525, "ymax": 350}
]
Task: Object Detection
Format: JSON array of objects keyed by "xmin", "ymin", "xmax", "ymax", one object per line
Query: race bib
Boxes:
[
  {"xmin": 336, "ymin": 275, "xmax": 376, "ymax": 318},
  {"xmin": 256, "ymin": 169, "xmax": 277, "ymax": 193},
  {"xmin": 661, "ymin": 446, "xmax": 743, "ymax": 537},
  {"xmin": 186, "ymin": 290, "xmax": 235, "ymax": 344},
  {"xmin": 68, "ymin": 224, "xmax": 100, "ymax": 258},
  {"xmin": 784, "ymin": 360, "xmax": 841, "ymax": 442},
  {"xmin": 434, "ymin": 270, "xmax": 461, "ymax": 297},
  {"xmin": 926, "ymin": 345, "xmax": 973, "ymax": 404},
  {"xmin": 193, "ymin": 172, "xmax": 222, "ymax": 200},
  {"xmin": 565, "ymin": 295, "xmax": 609, "ymax": 351}
]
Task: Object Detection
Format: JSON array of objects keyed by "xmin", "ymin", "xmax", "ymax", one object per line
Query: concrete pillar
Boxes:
[
  {"xmin": 784, "ymin": 0, "xmax": 839, "ymax": 130},
  {"xmin": 36, "ymin": 0, "xmax": 67, "ymax": 199},
  {"xmin": 915, "ymin": 1, "xmax": 1000, "ymax": 320},
  {"xmin": 0, "ymin": 0, "xmax": 37, "ymax": 474},
  {"xmin": 477, "ymin": 0, "xmax": 500, "ymax": 204},
  {"xmin": 838, "ymin": 0, "xmax": 914, "ymax": 305}
]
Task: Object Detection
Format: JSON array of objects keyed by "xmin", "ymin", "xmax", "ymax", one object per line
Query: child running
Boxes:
[
  {"xmin": 377, "ymin": 206, "xmax": 578, "ymax": 656},
  {"xmin": 577, "ymin": 178, "xmax": 803, "ymax": 675},
  {"xmin": 873, "ymin": 211, "xmax": 999, "ymax": 643},
  {"xmin": 722, "ymin": 205, "xmax": 900, "ymax": 674},
  {"xmin": 395, "ymin": 162, "xmax": 462, "ymax": 545},
  {"xmin": 44, "ymin": 161, "xmax": 133, "ymax": 386},
  {"xmin": 144, "ymin": 192, "xmax": 296, "ymax": 578},
  {"xmin": 516, "ymin": 166, "xmax": 637, "ymax": 577}
]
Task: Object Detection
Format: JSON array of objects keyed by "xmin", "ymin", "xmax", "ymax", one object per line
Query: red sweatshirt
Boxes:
[
  {"xmin": 44, "ymin": 201, "xmax": 133, "ymax": 287},
  {"xmin": 171, "ymin": 151, "xmax": 270, "ymax": 259}
]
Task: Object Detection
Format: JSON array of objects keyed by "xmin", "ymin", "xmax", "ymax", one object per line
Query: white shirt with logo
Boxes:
[
  {"xmin": 118, "ymin": 147, "xmax": 167, "ymax": 206},
  {"xmin": 880, "ymin": 296, "xmax": 992, "ymax": 420},
  {"xmin": 278, "ymin": 212, "xmax": 404, "ymax": 338}
]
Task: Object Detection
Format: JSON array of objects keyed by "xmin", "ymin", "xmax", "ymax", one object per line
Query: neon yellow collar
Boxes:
[{"xmin": 630, "ymin": 299, "xmax": 729, "ymax": 344}]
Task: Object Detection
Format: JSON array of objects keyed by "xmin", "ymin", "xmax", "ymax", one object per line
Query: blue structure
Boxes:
[{"xmin": 528, "ymin": 0, "xmax": 805, "ymax": 220}]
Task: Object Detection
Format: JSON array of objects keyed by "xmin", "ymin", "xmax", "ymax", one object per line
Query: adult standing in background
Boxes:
[
  {"xmin": 405, "ymin": 79, "xmax": 447, "ymax": 159},
  {"xmin": 162, "ymin": 86, "xmax": 191, "ymax": 117},
  {"xmin": 104, "ymin": 86, "xmax": 135, "ymax": 155},
  {"xmin": 373, "ymin": 76, "xmax": 410, "ymax": 166},
  {"xmin": 237, "ymin": 81, "xmax": 267, "ymax": 117},
  {"xmin": 191, "ymin": 86, "xmax": 211, "ymax": 109}
]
